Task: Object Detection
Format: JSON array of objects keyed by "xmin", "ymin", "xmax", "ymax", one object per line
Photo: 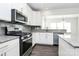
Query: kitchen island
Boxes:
[{"xmin": 58, "ymin": 33, "xmax": 79, "ymax": 56}]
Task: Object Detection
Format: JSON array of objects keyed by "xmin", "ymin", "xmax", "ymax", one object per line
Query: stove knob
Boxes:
[{"xmin": 21, "ymin": 37, "xmax": 24, "ymax": 39}]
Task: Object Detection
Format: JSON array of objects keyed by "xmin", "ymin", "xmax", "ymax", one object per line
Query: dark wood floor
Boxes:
[{"xmin": 31, "ymin": 44, "xmax": 58, "ymax": 56}]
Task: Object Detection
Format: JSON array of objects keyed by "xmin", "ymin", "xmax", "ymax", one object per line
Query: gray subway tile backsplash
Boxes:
[{"xmin": 0, "ymin": 22, "xmax": 31, "ymax": 35}]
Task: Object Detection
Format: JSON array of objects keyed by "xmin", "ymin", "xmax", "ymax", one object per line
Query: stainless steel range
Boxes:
[
  {"xmin": 4, "ymin": 27, "xmax": 32, "ymax": 56},
  {"xmin": 21, "ymin": 32, "xmax": 32, "ymax": 56}
]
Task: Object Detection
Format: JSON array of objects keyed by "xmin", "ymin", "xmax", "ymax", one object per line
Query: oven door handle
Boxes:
[{"xmin": 23, "ymin": 37, "xmax": 32, "ymax": 42}]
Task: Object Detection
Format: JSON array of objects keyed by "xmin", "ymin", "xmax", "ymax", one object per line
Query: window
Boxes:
[
  {"xmin": 49, "ymin": 22, "xmax": 64, "ymax": 29},
  {"xmin": 64, "ymin": 22, "xmax": 71, "ymax": 32},
  {"xmin": 49, "ymin": 21, "xmax": 71, "ymax": 33},
  {"xmin": 49, "ymin": 23, "xmax": 56, "ymax": 29},
  {"xmin": 57, "ymin": 22, "xmax": 64, "ymax": 29}
]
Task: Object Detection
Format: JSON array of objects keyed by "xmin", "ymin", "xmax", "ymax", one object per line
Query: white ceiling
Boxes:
[{"xmin": 28, "ymin": 3, "xmax": 79, "ymax": 11}]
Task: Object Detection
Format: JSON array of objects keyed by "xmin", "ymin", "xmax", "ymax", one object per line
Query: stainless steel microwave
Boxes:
[{"xmin": 11, "ymin": 9, "xmax": 27, "ymax": 24}]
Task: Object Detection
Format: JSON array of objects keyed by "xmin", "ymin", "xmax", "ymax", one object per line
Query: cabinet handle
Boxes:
[
  {"xmin": 4, "ymin": 52, "xmax": 6, "ymax": 56},
  {"xmin": 1, "ymin": 53, "xmax": 3, "ymax": 56},
  {"xmin": 0, "ymin": 45, "xmax": 8, "ymax": 49}
]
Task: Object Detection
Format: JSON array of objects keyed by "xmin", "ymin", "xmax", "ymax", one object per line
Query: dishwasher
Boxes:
[{"xmin": 53, "ymin": 32, "xmax": 64, "ymax": 46}]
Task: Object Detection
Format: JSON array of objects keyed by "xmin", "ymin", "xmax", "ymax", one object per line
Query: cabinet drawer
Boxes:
[
  {"xmin": 6, "ymin": 39, "xmax": 19, "ymax": 48},
  {"xmin": 0, "ymin": 39, "xmax": 19, "ymax": 51},
  {"xmin": 0, "ymin": 45, "xmax": 8, "ymax": 52},
  {"xmin": 0, "ymin": 38, "xmax": 19, "ymax": 56}
]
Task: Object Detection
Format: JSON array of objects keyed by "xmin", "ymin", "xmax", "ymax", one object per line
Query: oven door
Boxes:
[{"xmin": 22, "ymin": 38, "xmax": 32, "ymax": 56}]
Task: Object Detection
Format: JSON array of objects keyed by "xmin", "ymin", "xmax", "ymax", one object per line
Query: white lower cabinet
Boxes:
[
  {"xmin": 39, "ymin": 33, "xmax": 53, "ymax": 45},
  {"xmin": 0, "ymin": 38, "xmax": 19, "ymax": 56},
  {"xmin": 0, "ymin": 45, "xmax": 8, "ymax": 56},
  {"xmin": 32, "ymin": 32, "xmax": 40, "ymax": 46},
  {"xmin": 32, "ymin": 32, "xmax": 53, "ymax": 45},
  {"xmin": 0, "ymin": 51, "xmax": 6, "ymax": 56},
  {"xmin": 6, "ymin": 44, "xmax": 19, "ymax": 56}
]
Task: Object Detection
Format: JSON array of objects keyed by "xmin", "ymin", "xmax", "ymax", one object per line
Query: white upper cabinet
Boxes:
[
  {"xmin": 0, "ymin": 3, "xmax": 42, "ymax": 26},
  {"xmin": 12, "ymin": 4, "xmax": 42, "ymax": 25},
  {"xmin": 0, "ymin": 3, "xmax": 12, "ymax": 21},
  {"xmin": 25, "ymin": 4, "xmax": 33, "ymax": 25},
  {"xmin": 0, "ymin": 3, "xmax": 26, "ymax": 22},
  {"xmin": 31, "ymin": 11, "xmax": 42, "ymax": 26},
  {"xmin": 11, "ymin": 3, "xmax": 33, "ymax": 24},
  {"xmin": 11, "ymin": 3, "xmax": 24, "ymax": 12},
  {"xmin": 22, "ymin": 4, "xmax": 42, "ymax": 26}
]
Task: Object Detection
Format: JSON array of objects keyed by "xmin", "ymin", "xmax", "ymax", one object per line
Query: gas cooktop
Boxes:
[{"xmin": 6, "ymin": 31, "xmax": 30, "ymax": 36}]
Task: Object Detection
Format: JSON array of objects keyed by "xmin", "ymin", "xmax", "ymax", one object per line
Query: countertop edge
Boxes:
[
  {"xmin": 0, "ymin": 36, "xmax": 19, "ymax": 44},
  {"xmin": 58, "ymin": 35, "xmax": 79, "ymax": 48}
]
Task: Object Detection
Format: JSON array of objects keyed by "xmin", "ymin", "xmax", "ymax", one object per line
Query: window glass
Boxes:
[
  {"xmin": 49, "ymin": 23, "xmax": 57, "ymax": 29},
  {"xmin": 64, "ymin": 22, "xmax": 71, "ymax": 32},
  {"xmin": 57, "ymin": 22, "xmax": 64, "ymax": 29}
]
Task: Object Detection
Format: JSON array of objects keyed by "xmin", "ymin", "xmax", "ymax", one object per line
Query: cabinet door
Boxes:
[
  {"xmin": 0, "ymin": 3, "xmax": 26, "ymax": 22},
  {"xmin": 0, "ymin": 45, "xmax": 8, "ymax": 56},
  {"xmin": 22, "ymin": 4, "xmax": 33, "ymax": 24},
  {"xmin": 39, "ymin": 33, "xmax": 53, "ymax": 45},
  {"xmin": 6, "ymin": 39, "xmax": 19, "ymax": 56},
  {"xmin": 33, "ymin": 32, "xmax": 53, "ymax": 45},
  {"xmin": 40, "ymin": 33, "xmax": 53, "ymax": 45},
  {"xmin": 6, "ymin": 43, "xmax": 19, "ymax": 56},
  {"xmin": 25, "ymin": 4, "xmax": 33, "ymax": 25},
  {"xmin": 32, "ymin": 32, "xmax": 40, "ymax": 46},
  {"xmin": 22, "ymin": 4, "xmax": 31, "ymax": 16},
  {"xmin": 39, "ymin": 33, "xmax": 46, "ymax": 44},
  {"xmin": 46, "ymin": 33, "xmax": 53, "ymax": 45},
  {"xmin": 31, "ymin": 11, "xmax": 42, "ymax": 25},
  {"xmin": 0, "ymin": 38, "xmax": 19, "ymax": 56},
  {"xmin": 0, "ymin": 52, "xmax": 3, "ymax": 56},
  {"xmin": 0, "ymin": 3, "xmax": 11, "ymax": 21},
  {"xmin": 11, "ymin": 3, "xmax": 24, "ymax": 12}
]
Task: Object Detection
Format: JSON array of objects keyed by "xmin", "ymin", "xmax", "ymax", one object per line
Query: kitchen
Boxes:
[{"xmin": 0, "ymin": 3, "xmax": 79, "ymax": 56}]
